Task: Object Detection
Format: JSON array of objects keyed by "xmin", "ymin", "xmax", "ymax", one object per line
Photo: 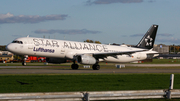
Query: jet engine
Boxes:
[
  {"xmin": 136, "ymin": 53, "xmax": 147, "ymax": 60},
  {"xmin": 77, "ymin": 54, "xmax": 96, "ymax": 65},
  {"xmin": 46, "ymin": 58, "xmax": 67, "ymax": 64}
]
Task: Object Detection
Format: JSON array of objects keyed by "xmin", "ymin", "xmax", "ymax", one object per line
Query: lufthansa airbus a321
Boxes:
[{"xmin": 6, "ymin": 25, "xmax": 159, "ymax": 70}]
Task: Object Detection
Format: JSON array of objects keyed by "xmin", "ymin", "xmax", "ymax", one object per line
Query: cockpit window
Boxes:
[{"xmin": 12, "ymin": 40, "xmax": 23, "ymax": 44}]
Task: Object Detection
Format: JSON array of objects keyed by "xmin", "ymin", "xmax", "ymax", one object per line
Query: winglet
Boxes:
[{"xmin": 136, "ymin": 25, "xmax": 158, "ymax": 49}]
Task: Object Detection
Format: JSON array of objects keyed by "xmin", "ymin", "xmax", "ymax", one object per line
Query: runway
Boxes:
[
  {"xmin": 126, "ymin": 64, "xmax": 180, "ymax": 67},
  {"xmin": 0, "ymin": 64, "xmax": 180, "ymax": 74},
  {"xmin": 0, "ymin": 68, "xmax": 180, "ymax": 74}
]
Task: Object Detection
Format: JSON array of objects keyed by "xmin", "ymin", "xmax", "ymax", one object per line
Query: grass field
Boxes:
[
  {"xmin": 0, "ymin": 59, "xmax": 180, "ymax": 100},
  {"xmin": 147, "ymin": 59, "xmax": 180, "ymax": 64},
  {"xmin": 0, "ymin": 74, "xmax": 180, "ymax": 93}
]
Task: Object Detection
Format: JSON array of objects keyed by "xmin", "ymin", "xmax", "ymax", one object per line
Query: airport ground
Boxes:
[
  {"xmin": 0, "ymin": 59, "xmax": 180, "ymax": 101},
  {"xmin": 1, "ymin": 59, "xmax": 180, "ymax": 74},
  {"xmin": 1, "ymin": 65, "xmax": 180, "ymax": 74}
]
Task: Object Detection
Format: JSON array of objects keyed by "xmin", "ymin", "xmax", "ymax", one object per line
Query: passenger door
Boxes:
[
  {"xmin": 27, "ymin": 38, "xmax": 33, "ymax": 49},
  {"xmin": 60, "ymin": 44, "xmax": 66, "ymax": 57}
]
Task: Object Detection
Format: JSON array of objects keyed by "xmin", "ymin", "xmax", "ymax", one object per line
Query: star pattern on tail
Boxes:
[{"xmin": 145, "ymin": 35, "xmax": 153, "ymax": 46}]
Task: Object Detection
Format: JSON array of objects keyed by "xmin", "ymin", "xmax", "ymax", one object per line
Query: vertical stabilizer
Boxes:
[{"xmin": 136, "ymin": 25, "xmax": 158, "ymax": 49}]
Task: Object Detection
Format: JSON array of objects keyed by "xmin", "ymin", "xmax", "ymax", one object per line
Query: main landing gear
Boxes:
[
  {"xmin": 71, "ymin": 61, "xmax": 100, "ymax": 70},
  {"xmin": 92, "ymin": 64, "xmax": 100, "ymax": 70},
  {"xmin": 71, "ymin": 61, "xmax": 79, "ymax": 70}
]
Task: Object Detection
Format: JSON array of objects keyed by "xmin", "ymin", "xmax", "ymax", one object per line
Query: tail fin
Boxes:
[{"xmin": 136, "ymin": 24, "xmax": 158, "ymax": 49}]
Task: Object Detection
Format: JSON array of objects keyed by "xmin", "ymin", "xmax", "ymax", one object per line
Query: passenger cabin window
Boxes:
[{"xmin": 12, "ymin": 40, "xmax": 23, "ymax": 44}]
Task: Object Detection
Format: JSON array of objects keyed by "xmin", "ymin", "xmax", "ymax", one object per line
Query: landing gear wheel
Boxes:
[
  {"xmin": 71, "ymin": 64, "xmax": 79, "ymax": 70},
  {"xmin": 22, "ymin": 55, "xmax": 28, "ymax": 66},
  {"xmin": 92, "ymin": 64, "xmax": 100, "ymax": 70},
  {"xmin": 22, "ymin": 62, "xmax": 26, "ymax": 66}
]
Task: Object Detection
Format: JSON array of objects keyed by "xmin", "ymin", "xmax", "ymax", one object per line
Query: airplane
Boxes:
[{"xmin": 6, "ymin": 24, "xmax": 159, "ymax": 70}]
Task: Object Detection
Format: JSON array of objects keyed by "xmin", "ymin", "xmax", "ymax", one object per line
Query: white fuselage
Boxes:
[{"xmin": 6, "ymin": 37, "xmax": 158, "ymax": 63}]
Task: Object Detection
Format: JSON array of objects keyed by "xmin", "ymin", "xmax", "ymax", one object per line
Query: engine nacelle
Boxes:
[
  {"xmin": 77, "ymin": 55, "xmax": 96, "ymax": 65},
  {"xmin": 136, "ymin": 53, "xmax": 147, "ymax": 60},
  {"xmin": 46, "ymin": 58, "xmax": 67, "ymax": 64}
]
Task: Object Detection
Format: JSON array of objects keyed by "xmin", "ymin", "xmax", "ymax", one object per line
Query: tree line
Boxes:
[{"xmin": 84, "ymin": 39, "xmax": 101, "ymax": 44}]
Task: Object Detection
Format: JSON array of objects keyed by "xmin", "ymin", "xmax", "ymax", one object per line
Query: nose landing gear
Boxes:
[{"xmin": 22, "ymin": 55, "xmax": 28, "ymax": 66}]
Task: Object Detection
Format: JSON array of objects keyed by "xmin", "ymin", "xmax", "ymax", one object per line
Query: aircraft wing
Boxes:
[{"xmin": 92, "ymin": 50, "xmax": 147, "ymax": 59}]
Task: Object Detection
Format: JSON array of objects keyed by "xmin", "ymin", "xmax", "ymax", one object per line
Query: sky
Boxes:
[{"xmin": 0, "ymin": 0, "xmax": 180, "ymax": 45}]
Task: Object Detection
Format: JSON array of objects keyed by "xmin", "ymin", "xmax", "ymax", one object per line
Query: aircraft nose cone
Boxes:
[
  {"xmin": 6, "ymin": 45, "xmax": 9, "ymax": 51},
  {"xmin": 6, "ymin": 44, "xmax": 13, "ymax": 52}
]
